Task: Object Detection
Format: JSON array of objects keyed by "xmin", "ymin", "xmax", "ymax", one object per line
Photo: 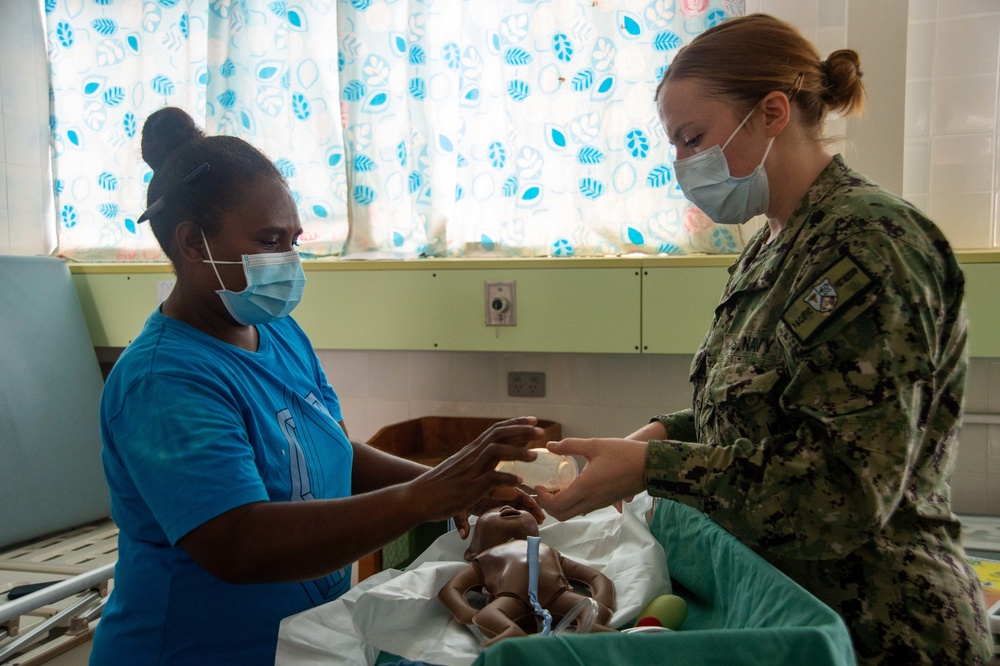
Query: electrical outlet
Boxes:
[
  {"xmin": 485, "ymin": 280, "xmax": 516, "ymax": 326},
  {"xmin": 508, "ymin": 371, "xmax": 545, "ymax": 398}
]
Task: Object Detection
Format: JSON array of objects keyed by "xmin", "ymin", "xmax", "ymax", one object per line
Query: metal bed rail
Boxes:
[{"xmin": 0, "ymin": 561, "xmax": 115, "ymax": 663}]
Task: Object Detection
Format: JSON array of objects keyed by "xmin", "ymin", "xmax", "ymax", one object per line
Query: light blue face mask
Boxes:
[
  {"xmin": 673, "ymin": 104, "xmax": 774, "ymax": 226},
  {"xmin": 201, "ymin": 229, "xmax": 305, "ymax": 326}
]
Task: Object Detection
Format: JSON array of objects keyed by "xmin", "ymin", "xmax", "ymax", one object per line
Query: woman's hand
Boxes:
[
  {"xmin": 405, "ymin": 417, "xmax": 544, "ymax": 538},
  {"xmin": 533, "ymin": 437, "xmax": 649, "ymax": 521},
  {"xmin": 611, "ymin": 420, "xmax": 668, "ymax": 512}
]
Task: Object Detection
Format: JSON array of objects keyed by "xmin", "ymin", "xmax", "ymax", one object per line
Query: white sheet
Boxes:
[{"xmin": 276, "ymin": 495, "xmax": 669, "ymax": 666}]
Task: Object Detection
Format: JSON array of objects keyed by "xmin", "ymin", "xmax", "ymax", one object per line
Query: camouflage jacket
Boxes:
[{"xmin": 647, "ymin": 156, "xmax": 992, "ymax": 664}]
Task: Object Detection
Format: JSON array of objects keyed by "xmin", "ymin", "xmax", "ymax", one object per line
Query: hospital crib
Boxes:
[{"xmin": 0, "ymin": 256, "xmax": 115, "ymax": 665}]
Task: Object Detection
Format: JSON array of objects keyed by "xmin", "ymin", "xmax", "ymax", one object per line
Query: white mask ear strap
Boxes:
[
  {"xmin": 722, "ymin": 105, "xmax": 758, "ymax": 152},
  {"xmin": 760, "ymin": 136, "xmax": 775, "ymax": 166},
  {"xmin": 200, "ymin": 228, "xmax": 229, "ymax": 291}
]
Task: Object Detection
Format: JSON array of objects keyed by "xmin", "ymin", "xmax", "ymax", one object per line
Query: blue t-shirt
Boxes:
[{"xmin": 90, "ymin": 309, "xmax": 353, "ymax": 665}]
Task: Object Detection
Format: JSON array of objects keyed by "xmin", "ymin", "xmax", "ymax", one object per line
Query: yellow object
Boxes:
[
  {"xmin": 638, "ymin": 594, "xmax": 688, "ymax": 630},
  {"xmin": 969, "ymin": 557, "xmax": 1000, "ymax": 610}
]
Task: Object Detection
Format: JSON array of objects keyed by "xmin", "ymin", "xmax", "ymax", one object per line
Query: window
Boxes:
[{"xmin": 46, "ymin": 0, "xmax": 743, "ymax": 261}]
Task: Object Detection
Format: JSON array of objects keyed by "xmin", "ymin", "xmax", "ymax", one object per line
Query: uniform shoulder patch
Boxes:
[{"xmin": 781, "ymin": 254, "xmax": 875, "ymax": 344}]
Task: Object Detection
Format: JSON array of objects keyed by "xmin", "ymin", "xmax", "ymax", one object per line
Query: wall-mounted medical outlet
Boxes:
[
  {"xmin": 485, "ymin": 280, "xmax": 516, "ymax": 326},
  {"xmin": 508, "ymin": 371, "xmax": 545, "ymax": 398}
]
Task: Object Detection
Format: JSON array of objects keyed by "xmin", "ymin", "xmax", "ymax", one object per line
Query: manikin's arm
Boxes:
[
  {"xmin": 438, "ymin": 564, "xmax": 486, "ymax": 625},
  {"xmin": 559, "ymin": 556, "xmax": 615, "ymax": 612}
]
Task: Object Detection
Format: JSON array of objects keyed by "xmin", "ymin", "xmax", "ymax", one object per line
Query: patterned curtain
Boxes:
[
  {"xmin": 338, "ymin": 0, "xmax": 743, "ymax": 258},
  {"xmin": 46, "ymin": 0, "xmax": 743, "ymax": 261},
  {"xmin": 46, "ymin": 0, "xmax": 347, "ymax": 262}
]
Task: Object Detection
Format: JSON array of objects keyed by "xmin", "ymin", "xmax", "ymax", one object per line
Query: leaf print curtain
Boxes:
[
  {"xmin": 46, "ymin": 0, "xmax": 743, "ymax": 261},
  {"xmin": 338, "ymin": 0, "xmax": 744, "ymax": 258},
  {"xmin": 46, "ymin": 0, "xmax": 347, "ymax": 262}
]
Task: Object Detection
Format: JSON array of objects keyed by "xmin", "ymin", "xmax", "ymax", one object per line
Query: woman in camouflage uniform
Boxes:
[{"xmin": 535, "ymin": 14, "xmax": 993, "ymax": 665}]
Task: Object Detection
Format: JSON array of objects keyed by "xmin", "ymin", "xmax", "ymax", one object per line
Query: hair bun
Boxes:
[
  {"xmin": 821, "ymin": 49, "xmax": 865, "ymax": 116},
  {"xmin": 140, "ymin": 107, "xmax": 204, "ymax": 172}
]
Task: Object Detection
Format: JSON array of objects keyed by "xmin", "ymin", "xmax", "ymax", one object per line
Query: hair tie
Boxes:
[{"xmin": 820, "ymin": 60, "xmax": 833, "ymax": 85}]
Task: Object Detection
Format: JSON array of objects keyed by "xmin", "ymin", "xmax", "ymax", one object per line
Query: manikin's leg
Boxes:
[
  {"xmin": 548, "ymin": 591, "xmax": 615, "ymax": 632},
  {"xmin": 474, "ymin": 596, "xmax": 535, "ymax": 647}
]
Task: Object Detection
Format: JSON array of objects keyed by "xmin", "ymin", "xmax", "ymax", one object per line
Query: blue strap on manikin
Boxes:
[{"xmin": 526, "ymin": 536, "xmax": 552, "ymax": 636}]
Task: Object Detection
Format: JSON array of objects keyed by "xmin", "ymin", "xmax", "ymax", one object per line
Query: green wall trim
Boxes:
[
  {"xmin": 69, "ymin": 251, "xmax": 1000, "ymax": 356},
  {"xmin": 296, "ymin": 267, "xmax": 643, "ymax": 353},
  {"xmin": 641, "ymin": 266, "xmax": 731, "ymax": 354},
  {"xmin": 65, "ymin": 253, "xmax": 739, "ymax": 273},
  {"xmin": 962, "ymin": 263, "xmax": 1000, "ymax": 357}
]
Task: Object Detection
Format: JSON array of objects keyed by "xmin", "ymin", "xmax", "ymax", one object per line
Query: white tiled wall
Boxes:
[
  {"xmin": 317, "ymin": 349, "xmax": 1000, "ymax": 516},
  {"xmin": 0, "ymin": 0, "xmax": 54, "ymax": 256},
  {"xmin": 749, "ymin": 0, "xmax": 1000, "ymax": 250},
  {"xmin": 903, "ymin": 0, "xmax": 1000, "ymax": 513},
  {"xmin": 960, "ymin": 360, "xmax": 1000, "ymax": 515},
  {"xmin": 7, "ymin": 0, "xmax": 1000, "ymax": 515},
  {"xmin": 902, "ymin": 0, "xmax": 1000, "ymax": 249},
  {"xmin": 316, "ymin": 350, "xmax": 695, "ymax": 443}
]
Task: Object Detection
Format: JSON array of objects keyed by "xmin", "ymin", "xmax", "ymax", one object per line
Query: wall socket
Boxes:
[{"xmin": 508, "ymin": 371, "xmax": 545, "ymax": 398}]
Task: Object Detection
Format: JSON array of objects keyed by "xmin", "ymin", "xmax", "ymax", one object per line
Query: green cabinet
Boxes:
[{"xmin": 69, "ymin": 252, "xmax": 1000, "ymax": 356}]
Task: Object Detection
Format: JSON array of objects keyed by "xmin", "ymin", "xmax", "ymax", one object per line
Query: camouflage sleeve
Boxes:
[
  {"xmin": 645, "ymin": 232, "xmax": 961, "ymax": 560},
  {"xmin": 651, "ymin": 409, "xmax": 696, "ymax": 442}
]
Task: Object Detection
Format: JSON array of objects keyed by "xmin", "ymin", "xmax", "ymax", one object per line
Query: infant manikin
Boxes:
[{"xmin": 437, "ymin": 505, "xmax": 616, "ymax": 646}]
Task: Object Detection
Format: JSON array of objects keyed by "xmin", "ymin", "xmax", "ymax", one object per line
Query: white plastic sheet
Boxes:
[{"xmin": 276, "ymin": 494, "xmax": 670, "ymax": 666}]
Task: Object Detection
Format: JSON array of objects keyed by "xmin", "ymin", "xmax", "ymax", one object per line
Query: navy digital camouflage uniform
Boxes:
[{"xmin": 646, "ymin": 155, "xmax": 993, "ymax": 664}]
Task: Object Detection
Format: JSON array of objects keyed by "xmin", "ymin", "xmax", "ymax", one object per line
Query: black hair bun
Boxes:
[{"xmin": 140, "ymin": 107, "xmax": 205, "ymax": 172}]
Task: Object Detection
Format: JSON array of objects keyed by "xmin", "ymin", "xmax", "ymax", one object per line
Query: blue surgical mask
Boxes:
[
  {"xmin": 673, "ymin": 104, "xmax": 774, "ymax": 226},
  {"xmin": 201, "ymin": 229, "xmax": 305, "ymax": 326}
]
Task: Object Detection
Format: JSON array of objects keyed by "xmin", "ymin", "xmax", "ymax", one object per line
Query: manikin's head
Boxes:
[{"xmin": 464, "ymin": 506, "xmax": 540, "ymax": 561}]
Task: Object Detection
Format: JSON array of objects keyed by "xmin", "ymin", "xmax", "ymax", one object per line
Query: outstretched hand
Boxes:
[
  {"xmin": 406, "ymin": 417, "xmax": 545, "ymax": 538},
  {"xmin": 533, "ymin": 437, "xmax": 649, "ymax": 521}
]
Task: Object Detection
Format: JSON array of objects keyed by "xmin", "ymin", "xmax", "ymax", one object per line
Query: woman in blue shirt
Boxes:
[{"xmin": 90, "ymin": 107, "xmax": 544, "ymax": 664}]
